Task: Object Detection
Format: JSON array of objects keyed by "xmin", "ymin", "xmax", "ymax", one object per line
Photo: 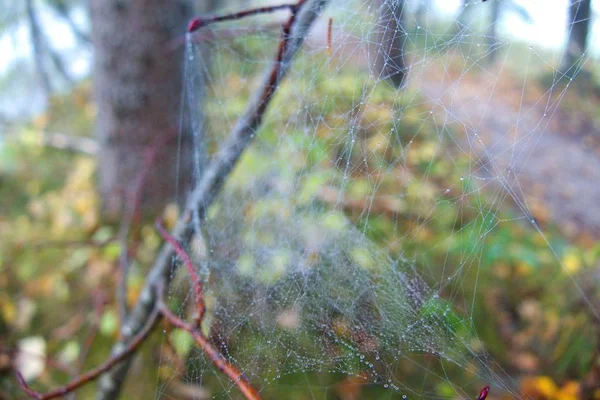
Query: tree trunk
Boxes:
[
  {"xmin": 375, "ymin": 0, "xmax": 408, "ymax": 88},
  {"xmin": 561, "ymin": 0, "xmax": 591, "ymax": 75},
  {"xmin": 91, "ymin": 0, "xmax": 194, "ymax": 220},
  {"xmin": 486, "ymin": 0, "xmax": 500, "ymax": 64}
]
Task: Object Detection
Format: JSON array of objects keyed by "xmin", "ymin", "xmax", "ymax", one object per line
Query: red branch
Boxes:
[
  {"xmin": 155, "ymin": 219, "xmax": 205, "ymax": 325},
  {"xmin": 97, "ymin": 0, "xmax": 321, "ymax": 397},
  {"xmin": 15, "ymin": 309, "xmax": 161, "ymax": 400},
  {"xmin": 187, "ymin": 1, "xmax": 304, "ymax": 32},
  {"xmin": 159, "ymin": 303, "xmax": 261, "ymax": 400},
  {"xmin": 15, "ymin": 372, "xmax": 40, "ymax": 399},
  {"xmin": 152, "ymin": 221, "xmax": 261, "ymax": 400},
  {"xmin": 16, "ymin": 1, "xmax": 319, "ymax": 399},
  {"xmin": 249, "ymin": 0, "xmax": 304, "ymax": 128},
  {"xmin": 477, "ymin": 385, "xmax": 490, "ymax": 400}
]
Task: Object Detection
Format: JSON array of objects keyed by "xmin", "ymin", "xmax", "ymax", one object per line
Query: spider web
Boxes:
[{"xmin": 155, "ymin": 0, "xmax": 596, "ymax": 398}]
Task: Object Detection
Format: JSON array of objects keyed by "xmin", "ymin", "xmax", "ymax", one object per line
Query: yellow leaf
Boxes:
[
  {"xmin": 0, "ymin": 295, "xmax": 16, "ymax": 324},
  {"xmin": 562, "ymin": 251, "xmax": 582, "ymax": 274},
  {"xmin": 163, "ymin": 203, "xmax": 180, "ymax": 229},
  {"xmin": 534, "ymin": 376, "xmax": 559, "ymax": 398},
  {"xmin": 556, "ymin": 381, "xmax": 579, "ymax": 400},
  {"xmin": 351, "ymin": 247, "xmax": 376, "ymax": 271},
  {"xmin": 516, "ymin": 261, "xmax": 533, "ymax": 277}
]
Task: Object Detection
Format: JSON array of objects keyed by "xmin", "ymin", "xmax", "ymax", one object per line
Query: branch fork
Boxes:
[{"xmin": 16, "ymin": 1, "xmax": 324, "ymax": 399}]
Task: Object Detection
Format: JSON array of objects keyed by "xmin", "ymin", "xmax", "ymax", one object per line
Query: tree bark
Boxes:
[
  {"xmin": 91, "ymin": 0, "xmax": 194, "ymax": 220},
  {"xmin": 561, "ymin": 0, "xmax": 591, "ymax": 75},
  {"xmin": 375, "ymin": 0, "xmax": 408, "ymax": 88},
  {"xmin": 486, "ymin": 0, "xmax": 500, "ymax": 64}
]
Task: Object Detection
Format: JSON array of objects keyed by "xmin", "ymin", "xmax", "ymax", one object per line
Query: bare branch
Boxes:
[
  {"xmin": 15, "ymin": 372, "xmax": 41, "ymax": 400},
  {"xmin": 155, "ymin": 219, "xmax": 205, "ymax": 325},
  {"xmin": 48, "ymin": 0, "xmax": 91, "ymax": 44},
  {"xmin": 25, "ymin": 0, "xmax": 52, "ymax": 96},
  {"xmin": 117, "ymin": 132, "xmax": 175, "ymax": 324},
  {"xmin": 187, "ymin": 1, "xmax": 302, "ymax": 32},
  {"xmin": 96, "ymin": 1, "xmax": 329, "ymax": 398},
  {"xmin": 45, "ymin": 41, "xmax": 74, "ymax": 85},
  {"xmin": 15, "ymin": 309, "xmax": 160, "ymax": 400},
  {"xmin": 168, "ymin": 22, "xmax": 284, "ymax": 53},
  {"xmin": 159, "ymin": 303, "xmax": 261, "ymax": 400}
]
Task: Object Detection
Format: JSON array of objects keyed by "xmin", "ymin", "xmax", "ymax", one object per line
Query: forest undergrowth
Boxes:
[{"xmin": 1, "ymin": 36, "xmax": 600, "ymax": 399}]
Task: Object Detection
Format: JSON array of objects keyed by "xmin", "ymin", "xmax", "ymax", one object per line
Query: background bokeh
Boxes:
[{"xmin": 1, "ymin": 1, "xmax": 600, "ymax": 399}]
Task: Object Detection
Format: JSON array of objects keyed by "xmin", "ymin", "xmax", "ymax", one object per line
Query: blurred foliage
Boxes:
[{"xmin": 2, "ymin": 30, "xmax": 600, "ymax": 400}]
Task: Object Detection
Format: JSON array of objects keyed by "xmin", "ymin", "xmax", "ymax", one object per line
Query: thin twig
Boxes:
[
  {"xmin": 187, "ymin": 1, "xmax": 302, "ymax": 32},
  {"xmin": 117, "ymin": 133, "xmax": 174, "ymax": 324},
  {"xmin": 25, "ymin": 0, "xmax": 52, "ymax": 96},
  {"xmin": 48, "ymin": 1, "xmax": 91, "ymax": 44},
  {"xmin": 155, "ymin": 219, "xmax": 205, "ymax": 325},
  {"xmin": 159, "ymin": 303, "xmax": 261, "ymax": 400},
  {"xmin": 45, "ymin": 40, "xmax": 74, "ymax": 84},
  {"xmin": 77, "ymin": 290, "xmax": 108, "ymax": 372},
  {"xmin": 15, "ymin": 373, "xmax": 40, "ymax": 399},
  {"xmin": 32, "ymin": 237, "xmax": 114, "ymax": 250},
  {"xmin": 15, "ymin": 309, "xmax": 161, "ymax": 400},
  {"xmin": 169, "ymin": 22, "xmax": 284, "ymax": 53},
  {"xmin": 155, "ymin": 219, "xmax": 254, "ymax": 396}
]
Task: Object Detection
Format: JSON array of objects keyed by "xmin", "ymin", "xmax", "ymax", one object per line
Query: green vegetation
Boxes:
[{"xmin": 2, "ymin": 34, "xmax": 600, "ymax": 399}]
